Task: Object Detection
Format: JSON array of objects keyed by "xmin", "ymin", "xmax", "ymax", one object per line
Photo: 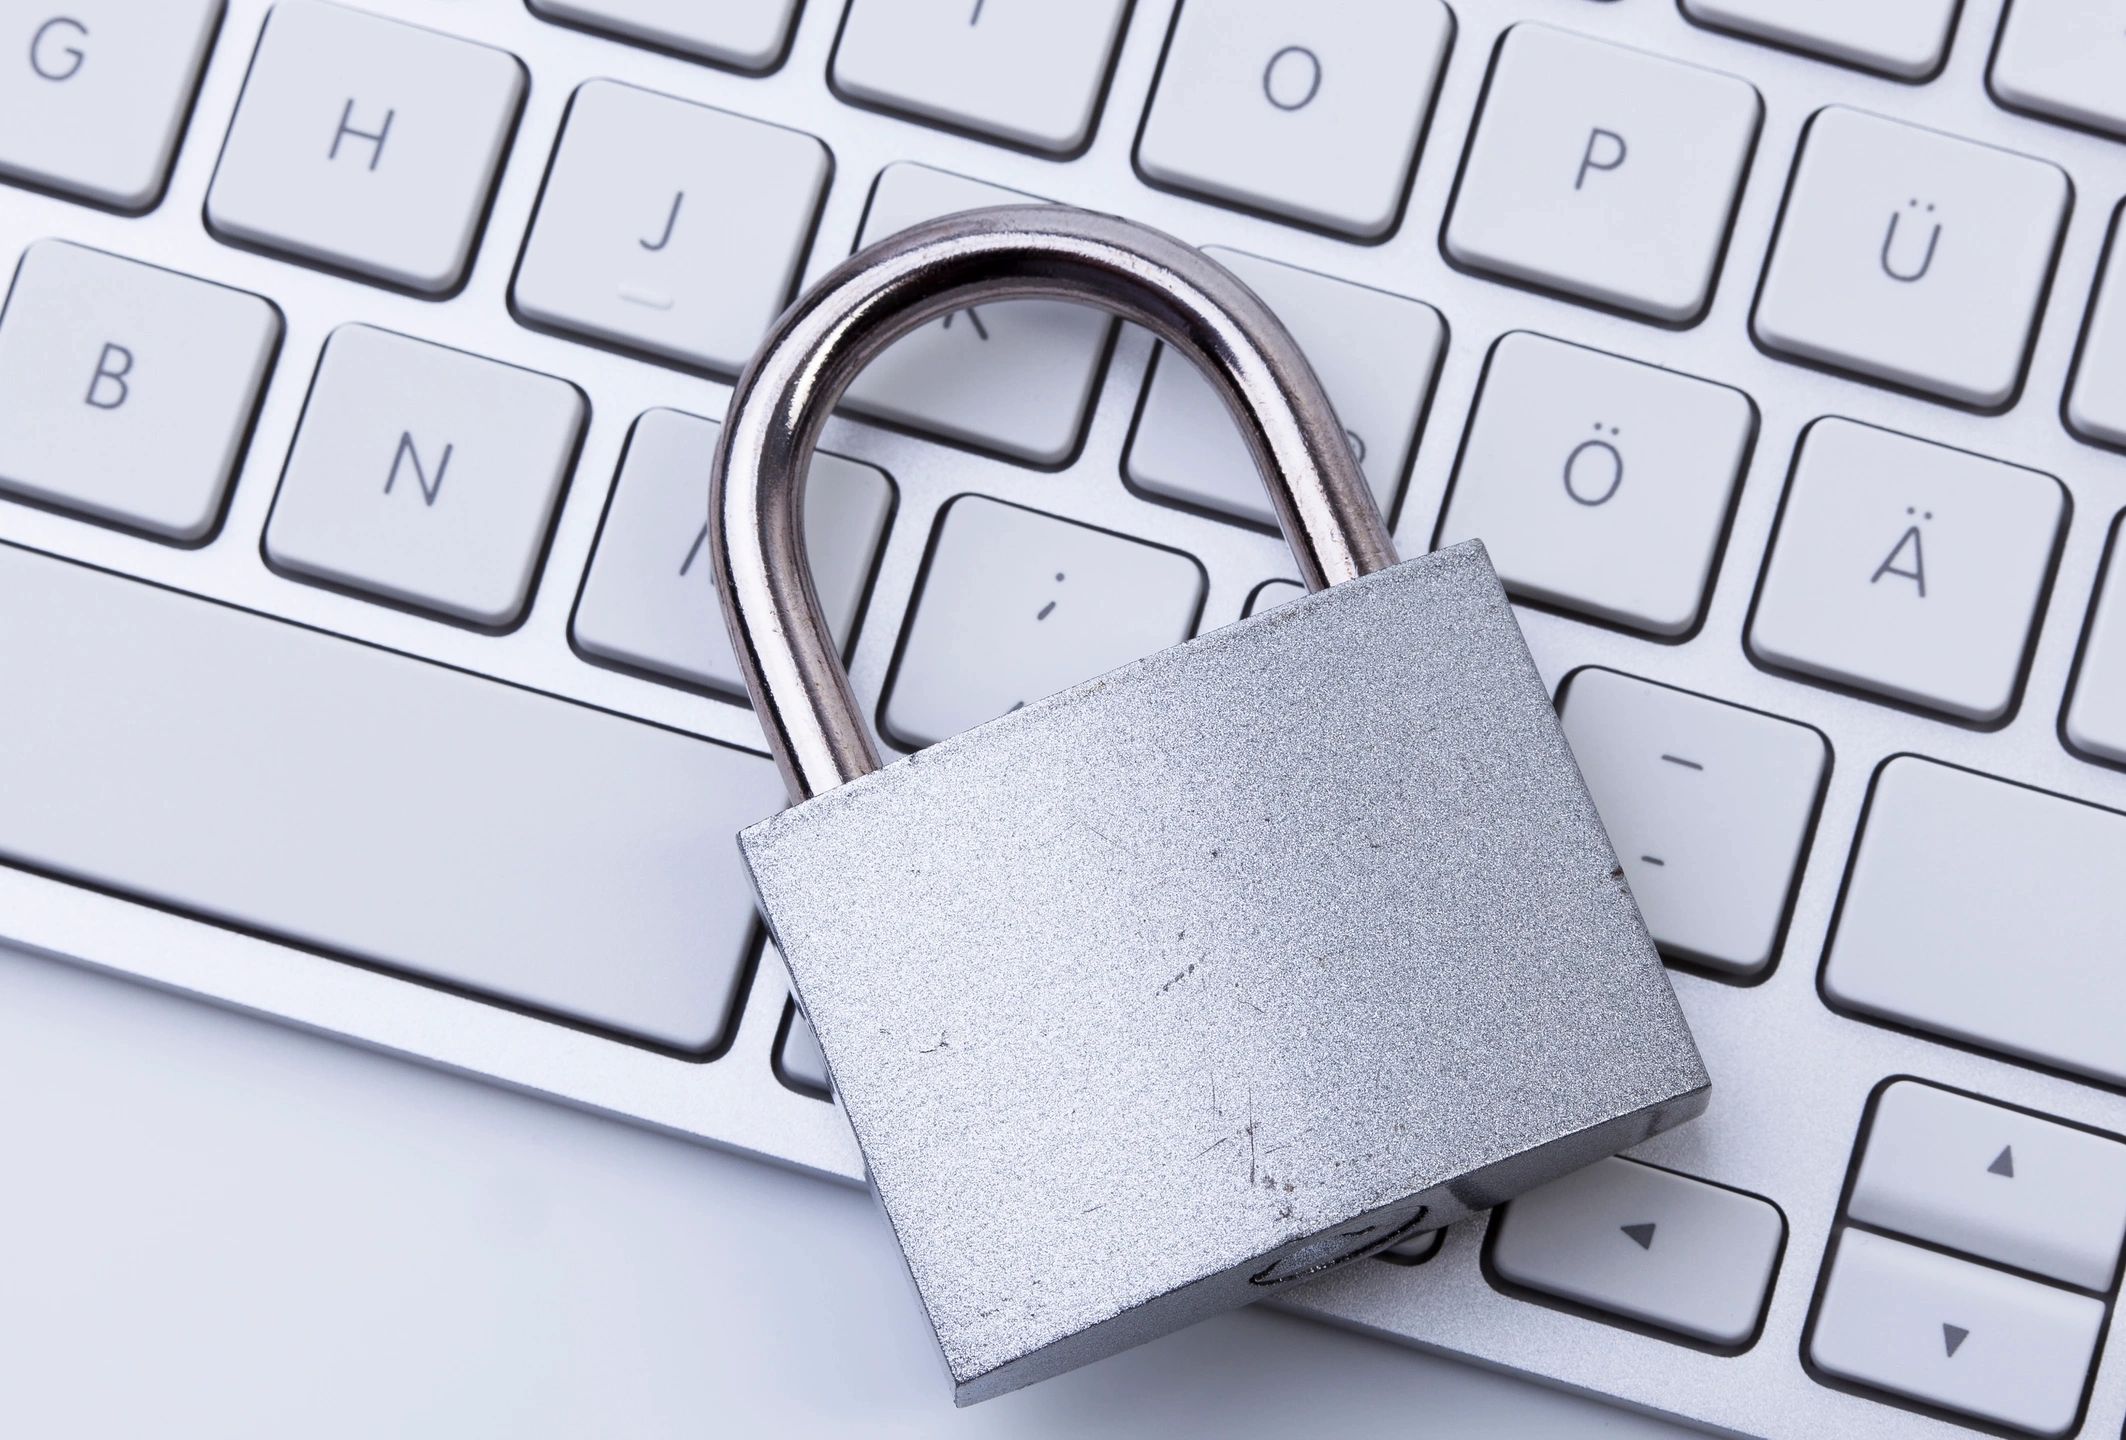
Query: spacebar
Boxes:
[{"xmin": 0, "ymin": 543, "xmax": 785, "ymax": 1051}]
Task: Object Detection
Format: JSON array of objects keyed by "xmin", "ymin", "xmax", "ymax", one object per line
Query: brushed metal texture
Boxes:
[{"xmin": 744, "ymin": 541, "xmax": 1709, "ymax": 1403}]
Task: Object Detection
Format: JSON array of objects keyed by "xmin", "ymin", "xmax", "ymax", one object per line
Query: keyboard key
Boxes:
[
  {"xmin": 1126, "ymin": 249, "xmax": 1442, "ymax": 528},
  {"xmin": 1749, "ymin": 419, "xmax": 2063, "ymax": 723},
  {"xmin": 0, "ymin": 540, "xmax": 785, "ymax": 1051},
  {"xmin": 2067, "ymin": 217, "xmax": 2126, "ymax": 450},
  {"xmin": 1247, "ymin": 579, "xmax": 1304, "ymax": 616},
  {"xmin": 1135, "ymin": 0, "xmax": 1452, "ymax": 239},
  {"xmin": 2066, "ymin": 519, "xmax": 2126, "ymax": 764},
  {"xmin": 573, "ymin": 409, "xmax": 892, "ymax": 698},
  {"xmin": 1825, "ymin": 758, "xmax": 2126, "ymax": 1087},
  {"xmin": 769, "ymin": 940, "xmax": 832, "ymax": 1096},
  {"xmin": 1810, "ymin": 1228, "xmax": 2101, "ymax": 1437},
  {"xmin": 839, "ymin": 164, "xmax": 1111, "ymax": 464},
  {"xmin": 1490, "ymin": 1156, "xmax": 1782, "ymax": 1347},
  {"xmin": 778, "ymin": 999, "xmax": 830, "ymax": 1095},
  {"xmin": 0, "ymin": 0, "xmax": 222, "ymax": 210},
  {"xmin": 0, "ymin": 241, "xmax": 278, "ymax": 542},
  {"xmin": 1558, "ymin": 671, "xmax": 1825, "ymax": 977},
  {"xmin": 882, "ymin": 496, "xmax": 1204, "ymax": 748},
  {"xmin": 1444, "ymin": 26, "xmax": 1760, "ymax": 324},
  {"xmin": 206, "ymin": 1, "xmax": 525, "ymax": 295},
  {"xmin": 1438, "ymin": 335, "xmax": 1751, "ymax": 636},
  {"xmin": 1850, "ymin": 1081, "xmax": 2126, "ymax": 1291},
  {"xmin": 526, "ymin": 0, "xmax": 801, "ymax": 73},
  {"xmin": 265, "ymin": 326, "xmax": 584, "ymax": 628},
  {"xmin": 1680, "ymin": 0, "xmax": 1958, "ymax": 80},
  {"xmin": 1753, "ymin": 108, "xmax": 2068, "ymax": 409},
  {"xmin": 831, "ymin": 0, "xmax": 1129, "ymax": 155},
  {"xmin": 513, "ymin": 80, "xmax": 829, "ymax": 377},
  {"xmin": 1991, "ymin": 1, "xmax": 2126, "ymax": 139}
]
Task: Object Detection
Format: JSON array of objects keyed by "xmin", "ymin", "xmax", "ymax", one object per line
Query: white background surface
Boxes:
[{"xmin": 0, "ymin": 941, "xmax": 1697, "ymax": 1439}]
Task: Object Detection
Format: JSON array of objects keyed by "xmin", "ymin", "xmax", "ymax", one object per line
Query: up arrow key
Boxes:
[
  {"xmin": 1943, "ymin": 1322, "xmax": 1970, "ymax": 1357},
  {"xmin": 1987, "ymin": 1145, "xmax": 2015, "ymax": 1178}
]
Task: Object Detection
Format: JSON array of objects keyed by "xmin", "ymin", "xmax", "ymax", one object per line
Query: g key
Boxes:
[{"xmin": 0, "ymin": 0, "xmax": 223, "ymax": 211}]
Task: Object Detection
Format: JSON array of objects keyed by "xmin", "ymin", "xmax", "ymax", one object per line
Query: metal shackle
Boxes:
[{"xmin": 708, "ymin": 205, "xmax": 1401, "ymax": 803}]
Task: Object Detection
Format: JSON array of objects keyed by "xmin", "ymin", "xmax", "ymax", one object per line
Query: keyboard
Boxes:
[{"xmin": 3, "ymin": 0, "xmax": 2125, "ymax": 1434}]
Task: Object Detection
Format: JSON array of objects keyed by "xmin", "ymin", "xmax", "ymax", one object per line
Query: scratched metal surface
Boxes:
[
  {"xmin": 745, "ymin": 544, "xmax": 1708, "ymax": 1401},
  {"xmin": 3, "ymin": 0, "xmax": 2126, "ymax": 1435}
]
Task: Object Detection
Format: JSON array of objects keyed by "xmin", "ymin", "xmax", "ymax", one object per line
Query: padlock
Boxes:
[{"xmin": 709, "ymin": 206, "xmax": 1709, "ymax": 1404}]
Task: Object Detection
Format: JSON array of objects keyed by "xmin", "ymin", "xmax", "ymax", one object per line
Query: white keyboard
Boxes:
[{"xmin": 3, "ymin": 3, "xmax": 2126, "ymax": 1436}]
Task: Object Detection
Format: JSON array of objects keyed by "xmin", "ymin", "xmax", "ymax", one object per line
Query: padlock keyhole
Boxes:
[{"xmin": 1247, "ymin": 1203, "xmax": 1432, "ymax": 1286}]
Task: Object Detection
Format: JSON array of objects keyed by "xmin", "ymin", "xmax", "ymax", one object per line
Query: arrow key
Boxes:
[
  {"xmin": 1489, "ymin": 1155, "xmax": 1783, "ymax": 1347},
  {"xmin": 1811, "ymin": 1228, "xmax": 2101, "ymax": 1436},
  {"xmin": 1849, "ymin": 1080, "xmax": 2126, "ymax": 1290}
]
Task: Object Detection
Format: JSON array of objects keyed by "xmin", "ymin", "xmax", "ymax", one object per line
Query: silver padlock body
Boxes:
[{"xmin": 741, "ymin": 541, "xmax": 1709, "ymax": 1404}]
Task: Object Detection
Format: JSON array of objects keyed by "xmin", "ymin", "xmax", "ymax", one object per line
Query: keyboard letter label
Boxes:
[
  {"xmin": 1871, "ymin": 508, "xmax": 1930, "ymax": 595},
  {"xmin": 1881, "ymin": 199, "xmax": 1941, "ymax": 284},
  {"xmin": 1565, "ymin": 424, "xmax": 1625, "ymax": 506},
  {"xmin": 1262, "ymin": 45, "xmax": 1322, "ymax": 112},
  {"xmin": 330, "ymin": 98, "xmax": 394, "ymax": 172},
  {"xmin": 31, "ymin": 16, "xmax": 88, "ymax": 82},
  {"xmin": 639, "ymin": 190, "xmax": 683, "ymax": 253},
  {"xmin": 84, "ymin": 342, "xmax": 132, "ymax": 411},
  {"xmin": 384, "ymin": 431, "xmax": 451, "ymax": 507},
  {"xmin": 1576, "ymin": 128, "xmax": 1627, "ymax": 191}
]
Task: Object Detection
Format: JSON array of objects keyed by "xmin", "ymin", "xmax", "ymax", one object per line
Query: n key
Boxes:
[{"xmin": 265, "ymin": 326, "xmax": 584, "ymax": 628}]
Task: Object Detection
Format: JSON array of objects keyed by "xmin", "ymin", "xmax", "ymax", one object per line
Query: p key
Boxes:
[{"xmin": 1445, "ymin": 25, "xmax": 1761, "ymax": 324}]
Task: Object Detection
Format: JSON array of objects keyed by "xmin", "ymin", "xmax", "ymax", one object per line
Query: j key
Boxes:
[
  {"xmin": 514, "ymin": 80, "xmax": 830, "ymax": 377},
  {"xmin": 265, "ymin": 326, "xmax": 584, "ymax": 629},
  {"xmin": 573, "ymin": 408, "xmax": 893, "ymax": 698},
  {"xmin": 1991, "ymin": 0, "xmax": 2126, "ymax": 140},
  {"xmin": 526, "ymin": 0, "xmax": 801, "ymax": 73},
  {"xmin": 832, "ymin": 0, "xmax": 1129, "ymax": 155},
  {"xmin": 1126, "ymin": 249, "xmax": 1442, "ymax": 529},
  {"xmin": 1490, "ymin": 1156, "xmax": 1783, "ymax": 1347},
  {"xmin": 1850, "ymin": 1081, "xmax": 2126, "ymax": 1292},
  {"xmin": 0, "ymin": 0, "xmax": 222, "ymax": 210},
  {"xmin": 882, "ymin": 496, "xmax": 1204, "ymax": 748},
  {"xmin": 1681, "ymin": 0, "xmax": 1959, "ymax": 80},
  {"xmin": 1135, "ymin": 0, "xmax": 1452, "ymax": 239},
  {"xmin": 2066, "ymin": 217, "xmax": 2126, "ymax": 450},
  {"xmin": 1825, "ymin": 758, "xmax": 2126, "ymax": 1088},
  {"xmin": 1810, "ymin": 1228, "xmax": 2102, "ymax": 1437},
  {"xmin": 1749, "ymin": 419, "xmax": 2063, "ymax": 723},
  {"xmin": 1754, "ymin": 108, "xmax": 2068, "ymax": 410},
  {"xmin": 1558, "ymin": 670, "xmax": 1825, "ymax": 978},
  {"xmin": 1445, "ymin": 25, "xmax": 1760, "ymax": 325},
  {"xmin": 1437, "ymin": 333, "xmax": 1753, "ymax": 635},
  {"xmin": 207, "ymin": 1, "xmax": 525, "ymax": 295},
  {"xmin": 839, "ymin": 164, "xmax": 1111, "ymax": 464},
  {"xmin": 2065, "ymin": 519, "xmax": 2126, "ymax": 765},
  {"xmin": 0, "ymin": 540, "xmax": 785, "ymax": 1051},
  {"xmin": 0, "ymin": 241, "xmax": 278, "ymax": 542}
]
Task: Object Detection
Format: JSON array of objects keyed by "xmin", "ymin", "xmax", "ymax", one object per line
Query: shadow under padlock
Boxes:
[{"xmin": 710, "ymin": 205, "xmax": 1710, "ymax": 1405}]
